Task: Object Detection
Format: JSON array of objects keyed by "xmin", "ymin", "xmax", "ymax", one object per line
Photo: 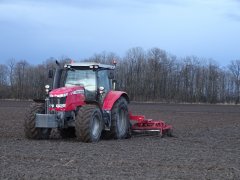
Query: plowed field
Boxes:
[{"xmin": 0, "ymin": 100, "xmax": 240, "ymax": 179}]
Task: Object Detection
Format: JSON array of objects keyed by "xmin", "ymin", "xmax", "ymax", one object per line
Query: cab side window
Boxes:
[{"xmin": 98, "ymin": 70, "xmax": 110, "ymax": 92}]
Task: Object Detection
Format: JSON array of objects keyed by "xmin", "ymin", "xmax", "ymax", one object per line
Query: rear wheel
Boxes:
[
  {"xmin": 24, "ymin": 103, "xmax": 51, "ymax": 139},
  {"xmin": 75, "ymin": 105, "xmax": 103, "ymax": 143},
  {"xmin": 110, "ymin": 97, "xmax": 131, "ymax": 139}
]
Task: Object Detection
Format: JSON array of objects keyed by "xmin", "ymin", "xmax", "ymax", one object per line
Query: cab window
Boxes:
[{"xmin": 98, "ymin": 70, "xmax": 110, "ymax": 92}]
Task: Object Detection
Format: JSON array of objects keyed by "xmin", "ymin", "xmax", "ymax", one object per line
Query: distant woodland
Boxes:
[{"xmin": 0, "ymin": 47, "xmax": 240, "ymax": 104}]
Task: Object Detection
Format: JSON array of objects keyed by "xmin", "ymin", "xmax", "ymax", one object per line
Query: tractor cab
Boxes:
[{"xmin": 50, "ymin": 62, "xmax": 115, "ymax": 105}]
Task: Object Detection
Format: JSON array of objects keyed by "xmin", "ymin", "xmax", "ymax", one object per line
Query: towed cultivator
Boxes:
[
  {"xmin": 24, "ymin": 61, "xmax": 173, "ymax": 142},
  {"xmin": 130, "ymin": 113, "xmax": 172, "ymax": 136}
]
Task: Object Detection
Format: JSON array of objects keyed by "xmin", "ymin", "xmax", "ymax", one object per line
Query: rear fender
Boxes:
[{"xmin": 102, "ymin": 91, "xmax": 129, "ymax": 111}]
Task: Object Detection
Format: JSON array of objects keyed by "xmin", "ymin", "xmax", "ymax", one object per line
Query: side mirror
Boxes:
[{"xmin": 48, "ymin": 69, "xmax": 53, "ymax": 78}]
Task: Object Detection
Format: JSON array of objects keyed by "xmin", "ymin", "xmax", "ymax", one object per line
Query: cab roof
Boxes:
[{"xmin": 64, "ymin": 62, "xmax": 115, "ymax": 70}]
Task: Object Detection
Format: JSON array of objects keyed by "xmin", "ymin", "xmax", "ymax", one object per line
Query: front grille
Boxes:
[{"xmin": 49, "ymin": 97, "xmax": 66, "ymax": 106}]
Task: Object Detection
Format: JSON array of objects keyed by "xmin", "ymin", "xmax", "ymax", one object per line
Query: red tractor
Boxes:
[{"xmin": 24, "ymin": 61, "xmax": 172, "ymax": 142}]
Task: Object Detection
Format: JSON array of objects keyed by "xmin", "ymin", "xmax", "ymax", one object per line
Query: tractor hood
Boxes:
[
  {"xmin": 49, "ymin": 86, "xmax": 85, "ymax": 97},
  {"xmin": 49, "ymin": 86, "xmax": 86, "ymax": 111}
]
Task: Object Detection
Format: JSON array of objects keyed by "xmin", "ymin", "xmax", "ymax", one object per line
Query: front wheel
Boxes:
[
  {"xmin": 24, "ymin": 103, "xmax": 51, "ymax": 139},
  {"xmin": 75, "ymin": 105, "xmax": 103, "ymax": 143},
  {"xmin": 110, "ymin": 97, "xmax": 131, "ymax": 139}
]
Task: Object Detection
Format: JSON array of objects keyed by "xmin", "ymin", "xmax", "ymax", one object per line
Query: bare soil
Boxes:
[{"xmin": 0, "ymin": 100, "xmax": 240, "ymax": 179}]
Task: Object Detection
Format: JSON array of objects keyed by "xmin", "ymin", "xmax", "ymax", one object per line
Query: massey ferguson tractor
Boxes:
[{"xmin": 24, "ymin": 61, "xmax": 172, "ymax": 142}]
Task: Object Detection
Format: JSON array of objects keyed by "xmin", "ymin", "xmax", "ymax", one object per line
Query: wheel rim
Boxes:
[
  {"xmin": 92, "ymin": 113, "xmax": 101, "ymax": 138},
  {"xmin": 117, "ymin": 107, "xmax": 127, "ymax": 135}
]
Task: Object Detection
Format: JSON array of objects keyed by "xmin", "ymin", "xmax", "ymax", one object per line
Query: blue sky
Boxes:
[{"xmin": 0, "ymin": 0, "xmax": 240, "ymax": 66}]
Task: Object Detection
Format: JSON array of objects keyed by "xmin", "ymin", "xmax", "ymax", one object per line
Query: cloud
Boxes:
[
  {"xmin": 0, "ymin": 0, "xmax": 188, "ymax": 27},
  {"xmin": 0, "ymin": 0, "xmax": 185, "ymax": 11},
  {"xmin": 227, "ymin": 13, "xmax": 240, "ymax": 21},
  {"xmin": 223, "ymin": 0, "xmax": 240, "ymax": 22}
]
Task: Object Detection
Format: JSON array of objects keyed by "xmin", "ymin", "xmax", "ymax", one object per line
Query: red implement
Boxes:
[{"xmin": 129, "ymin": 113, "xmax": 173, "ymax": 137}]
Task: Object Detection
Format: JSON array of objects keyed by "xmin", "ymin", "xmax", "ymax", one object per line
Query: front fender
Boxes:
[{"xmin": 102, "ymin": 91, "xmax": 129, "ymax": 111}]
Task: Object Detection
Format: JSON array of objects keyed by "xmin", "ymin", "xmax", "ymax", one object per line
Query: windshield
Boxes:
[{"xmin": 65, "ymin": 69, "xmax": 96, "ymax": 91}]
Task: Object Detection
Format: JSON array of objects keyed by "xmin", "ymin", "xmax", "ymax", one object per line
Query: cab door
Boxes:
[{"xmin": 97, "ymin": 70, "xmax": 111, "ymax": 104}]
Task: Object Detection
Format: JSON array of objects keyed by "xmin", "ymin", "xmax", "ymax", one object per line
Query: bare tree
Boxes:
[
  {"xmin": 123, "ymin": 47, "xmax": 146, "ymax": 100},
  {"xmin": 0, "ymin": 64, "xmax": 10, "ymax": 98},
  {"xmin": 0, "ymin": 64, "xmax": 8, "ymax": 85},
  {"xmin": 7, "ymin": 58, "xmax": 16, "ymax": 97},
  {"xmin": 14, "ymin": 60, "xmax": 29, "ymax": 99},
  {"xmin": 228, "ymin": 60, "xmax": 240, "ymax": 104}
]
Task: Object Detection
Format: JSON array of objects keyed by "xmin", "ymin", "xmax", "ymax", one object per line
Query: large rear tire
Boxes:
[
  {"xmin": 75, "ymin": 105, "xmax": 103, "ymax": 143},
  {"xmin": 110, "ymin": 97, "xmax": 131, "ymax": 139},
  {"xmin": 24, "ymin": 103, "xmax": 51, "ymax": 139}
]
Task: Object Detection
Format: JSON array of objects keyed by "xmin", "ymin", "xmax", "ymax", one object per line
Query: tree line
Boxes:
[{"xmin": 0, "ymin": 47, "xmax": 240, "ymax": 104}]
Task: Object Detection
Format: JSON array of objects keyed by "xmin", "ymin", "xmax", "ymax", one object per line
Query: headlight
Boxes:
[
  {"xmin": 50, "ymin": 93, "xmax": 68, "ymax": 97},
  {"xmin": 45, "ymin": 85, "xmax": 50, "ymax": 89},
  {"xmin": 58, "ymin": 93, "xmax": 68, "ymax": 97},
  {"xmin": 45, "ymin": 84, "xmax": 50, "ymax": 94},
  {"xmin": 72, "ymin": 89, "xmax": 84, "ymax": 95},
  {"xmin": 56, "ymin": 104, "xmax": 66, "ymax": 108}
]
